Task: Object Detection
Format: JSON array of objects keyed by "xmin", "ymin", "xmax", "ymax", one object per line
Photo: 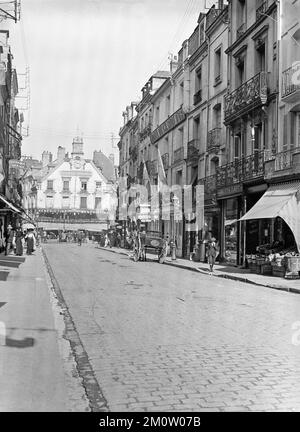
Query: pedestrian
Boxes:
[
  {"xmin": 15, "ymin": 228, "xmax": 24, "ymax": 256},
  {"xmin": 25, "ymin": 229, "xmax": 36, "ymax": 255},
  {"xmin": 77, "ymin": 231, "xmax": 83, "ymax": 246},
  {"xmin": 116, "ymin": 232, "xmax": 121, "ymax": 248},
  {"xmin": 5, "ymin": 225, "xmax": 14, "ymax": 255},
  {"xmin": 206, "ymin": 237, "xmax": 219, "ymax": 275},
  {"xmin": 170, "ymin": 236, "xmax": 178, "ymax": 260},
  {"xmin": 104, "ymin": 233, "xmax": 110, "ymax": 248}
]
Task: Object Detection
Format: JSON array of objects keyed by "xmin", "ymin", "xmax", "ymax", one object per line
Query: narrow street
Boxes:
[{"xmin": 41, "ymin": 241, "xmax": 300, "ymax": 412}]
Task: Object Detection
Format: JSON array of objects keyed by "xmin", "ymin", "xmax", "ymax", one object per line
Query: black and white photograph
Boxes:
[{"xmin": 0, "ymin": 0, "xmax": 300, "ymax": 419}]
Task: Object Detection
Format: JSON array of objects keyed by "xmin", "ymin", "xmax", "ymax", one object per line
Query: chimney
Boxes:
[
  {"xmin": 170, "ymin": 55, "xmax": 178, "ymax": 74},
  {"xmin": 42, "ymin": 151, "xmax": 52, "ymax": 167},
  {"xmin": 57, "ymin": 146, "xmax": 66, "ymax": 162}
]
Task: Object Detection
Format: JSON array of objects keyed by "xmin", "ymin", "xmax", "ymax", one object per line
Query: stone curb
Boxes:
[{"xmin": 96, "ymin": 246, "xmax": 300, "ymax": 295}]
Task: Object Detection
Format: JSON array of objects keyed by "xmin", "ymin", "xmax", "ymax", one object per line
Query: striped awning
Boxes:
[{"xmin": 0, "ymin": 193, "xmax": 21, "ymax": 213}]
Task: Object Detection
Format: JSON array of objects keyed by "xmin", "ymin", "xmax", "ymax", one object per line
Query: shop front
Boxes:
[{"xmin": 240, "ymin": 181, "xmax": 300, "ymax": 278}]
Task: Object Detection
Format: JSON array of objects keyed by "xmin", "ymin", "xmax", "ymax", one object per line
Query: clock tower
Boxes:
[{"xmin": 70, "ymin": 136, "xmax": 85, "ymax": 169}]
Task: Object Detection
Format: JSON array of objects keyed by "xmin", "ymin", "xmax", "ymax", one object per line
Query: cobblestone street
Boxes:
[{"xmin": 43, "ymin": 242, "xmax": 300, "ymax": 412}]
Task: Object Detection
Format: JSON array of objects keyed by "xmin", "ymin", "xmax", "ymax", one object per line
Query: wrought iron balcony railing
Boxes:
[
  {"xmin": 187, "ymin": 139, "xmax": 200, "ymax": 160},
  {"xmin": 139, "ymin": 123, "xmax": 152, "ymax": 140},
  {"xmin": 271, "ymin": 146, "xmax": 300, "ymax": 171},
  {"xmin": 161, "ymin": 153, "xmax": 169, "ymax": 170},
  {"xmin": 193, "ymin": 89, "xmax": 202, "ymax": 106},
  {"xmin": 173, "ymin": 147, "xmax": 184, "ymax": 163},
  {"xmin": 217, "ymin": 151, "xmax": 265, "ymax": 189},
  {"xmin": 207, "ymin": 128, "xmax": 221, "ymax": 153},
  {"xmin": 236, "ymin": 23, "xmax": 246, "ymax": 39},
  {"xmin": 256, "ymin": 1, "xmax": 267, "ymax": 21},
  {"xmin": 282, "ymin": 64, "xmax": 300, "ymax": 100},
  {"xmin": 224, "ymin": 71, "xmax": 268, "ymax": 122}
]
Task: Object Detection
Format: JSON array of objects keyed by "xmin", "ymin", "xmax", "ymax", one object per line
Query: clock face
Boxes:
[
  {"xmin": 74, "ymin": 160, "xmax": 81, "ymax": 169},
  {"xmin": 72, "ymin": 158, "xmax": 84, "ymax": 169}
]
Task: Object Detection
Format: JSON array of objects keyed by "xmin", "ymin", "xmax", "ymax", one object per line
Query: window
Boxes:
[
  {"xmin": 62, "ymin": 196, "xmax": 70, "ymax": 208},
  {"xmin": 95, "ymin": 181, "xmax": 102, "ymax": 190},
  {"xmin": 213, "ymin": 105, "xmax": 221, "ymax": 129},
  {"xmin": 214, "ymin": 47, "xmax": 222, "ymax": 83},
  {"xmin": 63, "ymin": 180, "xmax": 69, "ymax": 191},
  {"xmin": 179, "ymin": 81, "xmax": 184, "ymax": 106},
  {"xmin": 166, "ymin": 95, "xmax": 171, "ymax": 117},
  {"xmin": 236, "ymin": 57, "xmax": 245, "ymax": 86},
  {"xmin": 255, "ymin": 40, "xmax": 266, "ymax": 73},
  {"xmin": 95, "ymin": 197, "xmax": 102, "ymax": 210},
  {"xmin": 156, "ymin": 105, "xmax": 160, "ymax": 127},
  {"xmin": 80, "ymin": 197, "xmax": 87, "ymax": 209},
  {"xmin": 176, "ymin": 170, "xmax": 183, "ymax": 186},
  {"xmin": 47, "ymin": 180, "xmax": 53, "ymax": 190},
  {"xmin": 81, "ymin": 181, "xmax": 87, "ymax": 191},
  {"xmin": 237, "ymin": 0, "xmax": 246, "ymax": 29},
  {"xmin": 193, "ymin": 116, "xmax": 200, "ymax": 140},
  {"xmin": 46, "ymin": 195, "xmax": 54, "ymax": 208},
  {"xmin": 195, "ymin": 68, "xmax": 202, "ymax": 92}
]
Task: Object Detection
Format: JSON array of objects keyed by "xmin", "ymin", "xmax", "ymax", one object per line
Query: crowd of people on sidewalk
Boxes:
[{"xmin": 5, "ymin": 225, "xmax": 37, "ymax": 257}]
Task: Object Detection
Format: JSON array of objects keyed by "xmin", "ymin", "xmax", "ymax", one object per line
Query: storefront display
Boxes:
[{"xmin": 224, "ymin": 198, "xmax": 238, "ymax": 264}]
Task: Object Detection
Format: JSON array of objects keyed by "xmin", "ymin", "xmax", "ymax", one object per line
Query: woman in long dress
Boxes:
[
  {"xmin": 26, "ymin": 229, "xmax": 36, "ymax": 255},
  {"xmin": 15, "ymin": 229, "xmax": 24, "ymax": 256}
]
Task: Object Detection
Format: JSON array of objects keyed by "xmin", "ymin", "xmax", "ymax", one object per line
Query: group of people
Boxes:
[{"xmin": 5, "ymin": 225, "xmax": 37, "ymax": 256}]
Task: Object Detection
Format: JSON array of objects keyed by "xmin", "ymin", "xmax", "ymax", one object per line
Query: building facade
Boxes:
[
  {"xmin": 23, "ymin": 137, "xmax": 117, "ymax": 232},
  {"xmin": 117, "ymin": 0, "xmax": 300, "ymax": 262}
]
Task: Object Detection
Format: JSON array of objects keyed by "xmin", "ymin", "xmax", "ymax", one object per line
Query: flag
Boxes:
[
  {"xmin": 157, "ymin": 148, "xmax": 167, "ymax": 192},
  {"xmin": 142, "ymin": 158, "xmax": 150, "ymax": 186}
]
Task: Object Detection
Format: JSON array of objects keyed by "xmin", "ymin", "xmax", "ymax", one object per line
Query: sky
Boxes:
[{"xmin": 4, "ymin": 0, "xmax": 208, "ymax": 162}]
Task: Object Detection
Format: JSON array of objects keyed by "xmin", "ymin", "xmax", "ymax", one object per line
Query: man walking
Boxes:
[{"xmin": 206, "ymin": 237, "xmax": 219, "ymax": 275}]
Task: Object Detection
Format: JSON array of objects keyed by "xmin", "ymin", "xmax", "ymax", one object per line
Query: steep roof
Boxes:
[{"xmin": 93, "ymin": 150, "xmax": 116, "ymax": 183}]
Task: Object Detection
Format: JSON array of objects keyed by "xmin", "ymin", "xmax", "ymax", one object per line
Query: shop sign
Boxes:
[
  {"xmin": 150, "ymin": 108, "xmax": 186, "ymax": 144},
  {"xmin": 217, "ymin": 183, "xmax": 243, "ymax": 198}
]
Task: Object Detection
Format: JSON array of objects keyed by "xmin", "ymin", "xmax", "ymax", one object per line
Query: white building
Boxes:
[{"xmin": 23, "ymin": 137, "xmax": 117, "ymax": 232}]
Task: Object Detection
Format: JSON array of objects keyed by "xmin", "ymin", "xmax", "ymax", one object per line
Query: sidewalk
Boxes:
[
  {"xmin": 0, "ymin": 248, "xmax": 88, "ymax": 411},
  {"xmin": 97, "ymin": 245, "xmax": 300, "ymax": 294}
]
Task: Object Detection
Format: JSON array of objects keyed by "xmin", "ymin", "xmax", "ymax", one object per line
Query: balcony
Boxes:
[
  {"xmin": 217, "ymin": 151, "xmax": 265, "ymax": 192},
  {"xmin": 187, "ymin": 139, "xmax": 200, "ymax": 161},
  {"xmin": 256, "ymin": 1, "xmax": 267, "ymax": 21},
  {"xmin": 207, "ymin": 128, "xmax": 221, "ymax": 153},
  {"xmin": 139, "ymin": 123, "xmax": 152, "ymax": 141},
  {"xmin": 224, "ymin": 71, "xmax": 268, "ymax": 123},
  {"xmin": 264, "ymin": 147, "xmax": 300, "ymax": 180},
  {"xmin": 173, "ymin": 147, "xmax": 184, "ymax": 164},
  {"xmin": 236, "ymin": 23, "xmax": 246, "ymax": 39},
  {"xmin": 193, "ymin": 89, "xmax": 202, "ymax": 106},
  {"xmin": 161, "ymin": 153, "xmax": 169, "ymax": 171},
  {"xmin": 282, "ymin": 64, "xmax": 300, "ymax": 103}
]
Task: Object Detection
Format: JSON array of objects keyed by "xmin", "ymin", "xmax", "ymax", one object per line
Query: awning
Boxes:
[
  {"xmin": 0, "ymin": 193, "xmax": 21, "ymax": 213},
  {"xmin": 225, "ymin": 219, "xmax": 237, "ymax": 226},
  {"xmin": 240, "ymin": 181, "xmax": 300, "ymax": 252}
]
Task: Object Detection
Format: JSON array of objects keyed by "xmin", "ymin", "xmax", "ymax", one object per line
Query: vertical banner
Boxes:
[{"xmin": 196, "ymin": 184, "xmax": 204, "ymax": 231}]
